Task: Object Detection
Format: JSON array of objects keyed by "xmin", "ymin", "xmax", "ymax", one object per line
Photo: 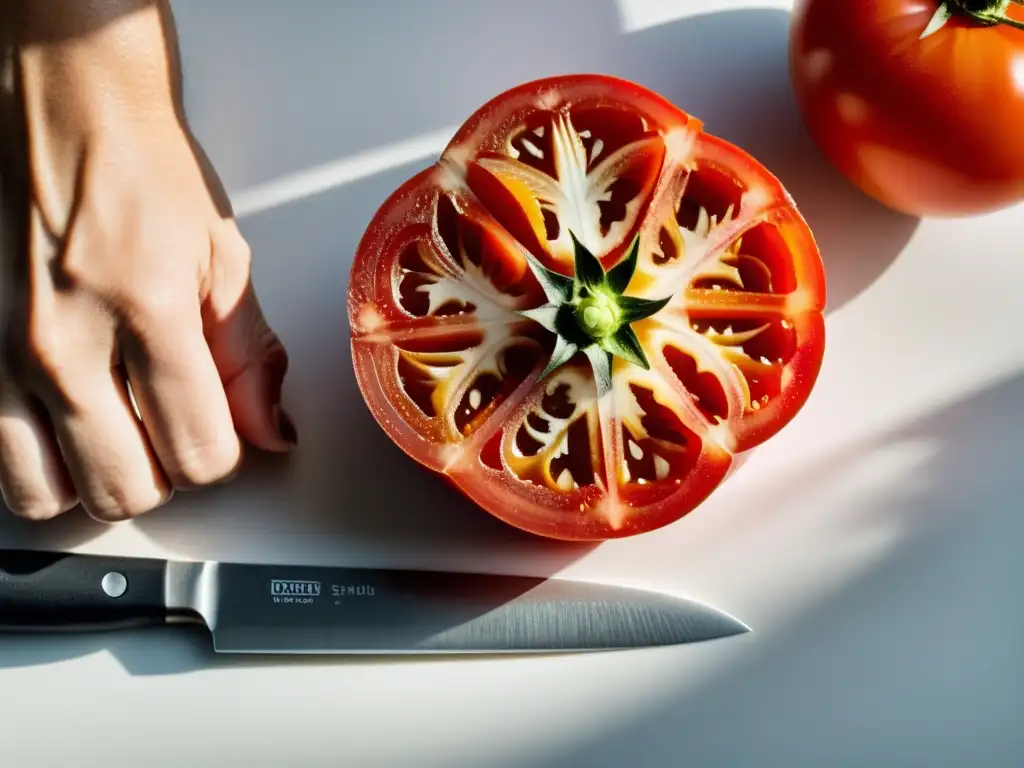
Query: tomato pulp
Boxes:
[
  {"xmin": 790, "ymin": 0, "xmax": 1024, "ymax": 218},
  {"xmin": 348, "ymin": 75, "xmax": 826, "ymax": 541}
]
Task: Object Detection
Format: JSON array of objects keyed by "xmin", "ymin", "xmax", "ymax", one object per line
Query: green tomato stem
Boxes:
[
  {"xmin": 519, "ymin": 230, "xmax": 672, "ymax": 385},
  {"xmin": 950, "ymin": 0, "xmax": 1024, "ymax": 28}
]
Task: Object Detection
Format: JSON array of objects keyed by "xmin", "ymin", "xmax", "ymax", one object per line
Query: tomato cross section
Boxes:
[{"xmin": 348, "ymin": 75, "xmax": 826, "ymax": 541}]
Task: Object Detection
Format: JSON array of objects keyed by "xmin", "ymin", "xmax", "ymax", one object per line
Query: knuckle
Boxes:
[
  {"xmin": 86, "ymin": 484, "xmax": 173, "ymax": 522},
  {"xmin": 118, "ymin": 281, "xmax": 192, "ymax": 334},
  {"xmin": 4, "ymin": 493, "xmax": 74, "ymax": 521},
  {"xmin": 227, "ymin": 236, "xmax": 252, "ymax": 271},
  {"xmin": 15, "ymin": 316, "xmax": 92, "ymax": 408},
  {"xmin": 16, "ymin": 316, "xmax": 76, "ymax": 398},
  {"xmin": 171, "ymin": 437, "xmax": 242, "ymax": 489},
  {"xmin": 0, "ymin": 466, "xmax": 78, "ymax": 520},
  {"xmin": 22, "ymin": 315, "xmax": 66, "ymax": 377},
  {"xmin": 218, "ymin": 225, "xmax": 252, "ymax": 268}
]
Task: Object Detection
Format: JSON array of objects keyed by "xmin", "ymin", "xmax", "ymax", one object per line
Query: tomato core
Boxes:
[{"xmin": 577, "ymin": 294, "xmax": 619, "ymax": 339}]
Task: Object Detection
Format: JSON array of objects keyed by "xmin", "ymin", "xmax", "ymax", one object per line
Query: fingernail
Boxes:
[{"xmin": 273, "ymin": 405, "xmax": 298, "ymax": 447}]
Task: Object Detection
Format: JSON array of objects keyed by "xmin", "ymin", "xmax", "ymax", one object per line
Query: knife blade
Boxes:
[{"xmin": 0, "ymin": 549, "xmax": 749, "ymax": 653}]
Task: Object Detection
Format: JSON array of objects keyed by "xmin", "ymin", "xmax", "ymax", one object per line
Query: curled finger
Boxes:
[
  {"xmin": 42, "ymin": 364, "xmax": 172, "ymax": 522},
  {"xmin": 120, "ymin": 295, "xmax": 242, "ymax": 490},
  {"xmin": 0, "ymin": 373, "xmax": 77, "ymax": 520}
]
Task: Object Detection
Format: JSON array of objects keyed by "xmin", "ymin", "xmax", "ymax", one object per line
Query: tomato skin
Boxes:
[
  {"xmin": 789, "ymin": 0, "xmax": 1024, "ymax": 217},
  {"xmin": 348, "ymin": 75, "xmax": 826, "ymax": 541}
]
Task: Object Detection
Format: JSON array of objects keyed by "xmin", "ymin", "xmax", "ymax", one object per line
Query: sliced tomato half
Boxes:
[{"xmin": 348, "ymin": 75, "xmax": 826, "ymax": 541}]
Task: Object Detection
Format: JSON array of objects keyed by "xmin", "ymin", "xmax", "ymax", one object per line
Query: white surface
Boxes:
[{"xmin": 2, "ymin": 0, "xmax": 1023, "ymax": 765}]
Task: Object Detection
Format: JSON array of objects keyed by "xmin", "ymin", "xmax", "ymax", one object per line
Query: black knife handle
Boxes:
[{"xmin": 0, "ymin": 549, "xmax": 168, "ymax": 631}]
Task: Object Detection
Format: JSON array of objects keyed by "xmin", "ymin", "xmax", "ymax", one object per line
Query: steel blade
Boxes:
[{"xmin": 166, "ymin": 561, "xmax": 749, "ymax": 654}]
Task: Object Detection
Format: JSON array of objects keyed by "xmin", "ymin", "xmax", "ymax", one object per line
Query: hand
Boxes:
[{"xmin": 0, "ymin": 1, "xmax": 296, "ymax": 522}]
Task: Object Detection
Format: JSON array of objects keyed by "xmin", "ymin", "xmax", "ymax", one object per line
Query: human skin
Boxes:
[{"xmin": 0, "ymin": 0, "xmax": 295, "ymax": 522}]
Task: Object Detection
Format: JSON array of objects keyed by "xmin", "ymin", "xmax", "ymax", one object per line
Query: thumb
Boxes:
[{"xmin": 205, "ymin": 234, "xmax": 297, "ymax": 452}]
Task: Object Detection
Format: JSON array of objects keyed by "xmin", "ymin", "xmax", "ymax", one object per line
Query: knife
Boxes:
[{"xmin": 0, "ymin": 548, "xmax": 749, "ymax": 654}]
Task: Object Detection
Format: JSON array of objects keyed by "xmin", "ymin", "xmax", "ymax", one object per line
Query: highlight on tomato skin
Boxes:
[
  {"xmin": 788, "ymin": 0, "xmax": 1024, "ymax": 218},
  {"xmin": 347, "ymin": 74, "xmax": 827, "ymax": 541}
]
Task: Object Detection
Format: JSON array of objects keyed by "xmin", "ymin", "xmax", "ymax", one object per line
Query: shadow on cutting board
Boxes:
[
  {"xmin": 0, "ymin": 621, "xmax": 532, "ymax": 675},
  {"xmin": 535, "ymin": 373, "xmax": 1024, "ymax": 766},
  {"xmin": 0, "ymin": 4, "xmax": 920, "ymax": 674}
]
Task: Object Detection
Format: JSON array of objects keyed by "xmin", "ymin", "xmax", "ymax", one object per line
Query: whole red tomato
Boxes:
[
  {"xmin": 789, "ymin": 0, "xmax": 1024, "ymax": 217},
  {"xmin": 348, "ymin": 75, "xmax": 826, "ymax": 541}
]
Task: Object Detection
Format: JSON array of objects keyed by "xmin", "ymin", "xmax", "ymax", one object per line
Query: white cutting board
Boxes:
[{"xmin": 2, "ymin": 1, "xmax": 1022, "ymax": 765}]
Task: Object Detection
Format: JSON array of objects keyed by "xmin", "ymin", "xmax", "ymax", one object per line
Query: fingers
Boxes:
[
  {"xmin": 1, "ymin": 214, "xmax": 295, "ymax": 522},
  {"xmin": 120, "ymin": 293, "xmax": 243, "ymax": 490},
  {"xmin": 210, "ymin": 282, "xmax": 297, "ymax": 452},
  {"xmin": 42, "ymin": 365, "xmax": 172, "ymax": 522},
  {"xmin": 204, "ymin": 226, "xmax": 297, "ymax": 452},
  {"xmin": 8, "ymin": 287, "xmax": 248, "ymax": 521},
  {"xmin": 0, "ymin": 373, "xmax": 77, "ymax": 520}
]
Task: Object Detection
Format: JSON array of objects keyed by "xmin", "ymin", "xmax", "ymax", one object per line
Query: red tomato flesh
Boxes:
[{"xmin": 348, "ymin": 75, "xmax": 827, "ymax": 541}]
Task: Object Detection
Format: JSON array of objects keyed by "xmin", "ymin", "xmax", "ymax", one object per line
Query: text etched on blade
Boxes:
[
  {"xmin": 270, "ymin": 579, "xmax": 321, "ymax": 604},
  {"xmin": 332, "ymin": 585, "xmax": 375, "ymax": 598},
  {"xmin": 268, "ymin": 578, "xmax": 375, "ymax": 606}
]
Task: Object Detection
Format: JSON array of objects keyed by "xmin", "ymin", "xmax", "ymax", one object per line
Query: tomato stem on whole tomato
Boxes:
[
  {"xmin": 518, "ymin": 230, "xmax": 672, "ymax": 396},
  {"xmin": 922, "ymin": 0, "xmax": 1024, "ymax": 38}
]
